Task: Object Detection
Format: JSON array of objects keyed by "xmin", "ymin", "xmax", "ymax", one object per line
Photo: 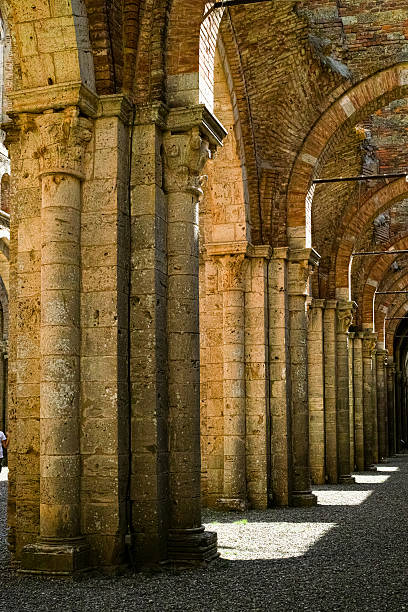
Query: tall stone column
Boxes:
[
  {"xmin": 164, "ymin": 108, "xmax": 225, "ymax": 563},
  {"xmin": 371, "ymin": 349, "xmax": 379, "ymax": 464},
  {"xmin": 307, "ymin": 299, "xmax": 325, "ymax": 485},
  {"xmin": 287, "ymin": 248, "xmax": 319, "ymax": 506},
  {"xmin": 22, "ymin": 108, "xmax": 92, "ymax": 574},
  {"xmin": 362, "ymin": 333, "xmax": 377, "ymax": 469},
  {"xmin": 219, "ymin": 250, "xmax": 248, "ymax": 511},
  {"xmin": 402, "ymin": 376, "xmax": 408, "ymax": 447},
  {"xmin": 348, "ymin": 332, "xmax": 355, "ymax": 473},
  {"xmin": 387, "ymin": 361, "xmax": 396, "ymax": 455},
  {"xmin": 323, "ymin": 300, "xmax": 338, "ymax": 483},
  {"xmin": 353, "ymin": 333, "xmax": 365, "ymax": 471},
  {"xmin": 268, "ymin": 247, "xmax": 291, "ymax": 506},
  {"xmin": 336, "ymin": 302, "xmax": 355, "ymax": 484},
  {"xmin": 376, "ymin": 349, "xmax": 388, "ymax": 461}
]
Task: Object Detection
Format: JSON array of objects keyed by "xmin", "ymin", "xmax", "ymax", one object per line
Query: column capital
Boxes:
[
  {"xmin": 362, "ymin": 332, "xmax": 377, "ymax": 355},
  {"xmin": 288, "ymin": 247, "xmax": 320, "ymax": 268},
  {"xmin": 272, "ymin": 247, "xmax": 289, "ymax": 261},
  {"xmin": 24, "ymin": 107, "xmax": 93, "ymax": 179},
  {"xmin": 336, "ymin": 301, "xmax": 354, "ymax": 334},
  {"xmin": 376, "ymin": 349, "xmax": 388, "ymax": 366}
]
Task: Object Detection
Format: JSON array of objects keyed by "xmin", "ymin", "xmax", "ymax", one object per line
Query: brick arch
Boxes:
[
  {"xmin": 358, "ymin": 236, "xmax": 408, "ymax": 329},
  {"xmin": 373, "ymin": 269, "xmax": 408, "ymax": 350},
  {"xmin": 384, "ymin": 298, "xmax": 408, "ymax": 357},
  {"xmin": 334, "ymin": 177, "xmax": 408, "ymax": 291},
  {"xmin": 286, "ymin": 63, "xmax": 408, "ymax": 248}
]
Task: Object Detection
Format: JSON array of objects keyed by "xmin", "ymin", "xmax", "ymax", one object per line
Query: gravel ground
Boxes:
[{"xmin": 1, "ymin": 458, "xmax": 408, "ymax": 611}]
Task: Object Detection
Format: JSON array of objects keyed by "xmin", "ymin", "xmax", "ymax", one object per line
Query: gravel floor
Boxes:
[{"xmin": 1, "ymin": 458, "xmax": 408, "ymax": 611}]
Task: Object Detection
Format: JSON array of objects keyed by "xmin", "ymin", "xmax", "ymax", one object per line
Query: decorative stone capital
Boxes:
[
  {"xmin": 163, "ymin": 128, "xmax": 210, "ymax": 196},
  {"xmin": 376, "ymin": 349, "xmax": 388, "ymax": 367},
  {"xmin": 362, "ymin": 332, "xmax": 377, "ymax": 356},
  {"xmin": 287, "ymin": 247, "xmax": 320, "ymax": 296},
  {"xmin": 218, "ymin": 253, "xmax": 249, "ymax": 292},
  {"xmin": 310, "ymin": 298, "xmax": 325, "ymax": 309},
  {"xmin": 163, "ymin": 106, "xmax": 227, "ymax": 197},
  {"xmin": 336, "ymin": 301, "xmax": 354, "ymax": 334},
  {"xmin": 33, "ymin": 107, "xmax": 93, "ymax": 179},
  {"xmin": 325, "ymin": 299, "xmax": 338, "ymax": 311}
]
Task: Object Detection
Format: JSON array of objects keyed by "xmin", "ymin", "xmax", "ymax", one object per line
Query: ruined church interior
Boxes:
[{"xmin": 2, "ymin": 0, "xmax": 408, "ymax": 608}]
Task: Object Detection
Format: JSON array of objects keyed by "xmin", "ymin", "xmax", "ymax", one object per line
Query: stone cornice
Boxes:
[
  {"xmin": 98, "ymin": 94, "xmax": 134, "ymax": 124},
  {"xmin": 310, "ymin": 298, "xmax": 326, "ymax": 308},
  {"xmin": 167, "ymin": 105, "xmax": 227, "ymax": 148},
  {"xmin": 272, "ymin": 247, "xmax": 289, "ymax": 260},
  {"xmin": 8, "ymin": 82, "xmax": 98, "ymax": 118},
  {"xmin": 134, "ymin": 102, "xmax": 168, "ymax": 129},
  {"xmin": 206, "ymin": 241, "xmax": 250, "ymax": 257},
  {"xmin": 288, "ymin": 247, "xmax": 321, "ymax": 268}
]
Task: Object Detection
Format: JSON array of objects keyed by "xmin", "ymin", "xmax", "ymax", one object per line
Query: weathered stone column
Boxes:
[
  {"xmin": 371, "ymin": 349, "xmax": 379, "ymax": 464},
  {"xmin": 323, "ymin": 300, "xmax": 338, "ymax": 483},
  {"xmin": 348, "ymin": 332, "xmax": 355, "ymax": 473},
  {"xmin": 268, "ymin": 247, "xmax": 291, "ymax": 506},
  {"xmin": 164, "ymin": 108, "xmax": 225, "ymax": 563},
  {"xmin": 387, "ymin": 361, "xmax": 396, "ymax": 455},
  {"xmin": 22, "ymin": 108, "xmax": 92, "ymax": 574},
  {"xmin": 353, "ymin": 333, "xmax": 365, "ymax": 471},
  {"xmin": 287, "ymin": 248, "xmax": 319, "ymax": 506},
  {"xmin": 307, "ymin": 299, "xmax": 325, "ymax": 485},
  {"xmin": 219, "ymin": 250, "xmax": 248, "ymax": 511},
  {"xmin": 362, "ymin": 333, "xmax": 377, "ymax": 469},
  {"xmin": 395, "ymin": 370, "xmax": 402, "ymax": 452},
  {"xmin": 336, "ymin": 302, "xmax": 355, "ymax": 484},
  {"xmin": 376, "ymin": 349, "xmax": 388, "ymax": 461},
  {"xmin": 402, "ymin": 375, "xmax": 408, "ymax": 447}
]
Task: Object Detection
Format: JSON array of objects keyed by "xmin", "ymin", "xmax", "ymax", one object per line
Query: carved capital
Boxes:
[
  {"xmin": 163, "ymin": 128, "xmax": 210, "ymax": 196},
  {"xmin": 33, "ymin": 107, "xmax": 93, "ymax": 178},
  {"xmin": 336, "ymin": 302, "xmax": 354, "ymax": 334},
  {"xmin": 218, "ymin": 253, "xmax": 248, "ymax": 292},
  {"xmin": 362, "ymin": 332, "xmax": 377, "ymax": 356}
]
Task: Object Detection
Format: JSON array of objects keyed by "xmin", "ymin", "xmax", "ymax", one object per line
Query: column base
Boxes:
[
  {"xmin": 366, "ymin": 464, "xmax": 377, "ymax": 472},
  {"xmin": 20, "ymin": 537, "xmax": 90, "ymax": 576},
  {"xmin": 339, "ymin": 474, "xmax": 355, "ymax": 485},
  {"xmin": 167, "ymin": 526, "xmax": 219, "ymax": 566},
  {"xmin": 216, "ymin": 497, "xmax": 248, "ymax": 512},
  {"xmin": 291, "ymin": 491, "xmax": 317, "ymax": 507}
]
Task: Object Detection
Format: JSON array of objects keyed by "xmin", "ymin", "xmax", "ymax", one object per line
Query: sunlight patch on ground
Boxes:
[
  {"xmin": 353, "ymin": 474, "xmax": 390, "ymax": 484},
  {"xmin": 203, "ymin": 521, "xmax": 336, "ymax": 560},
  {"xmin": 314, "ymin": 489, "xmax": 373, "ymax": 506},
  {"xmin": 0, "ymin": 467, "xmax": 7, "ymax": 482},
  {"xmin": 376, "ymin": 466, "xmax": 399, "ymax": 472}
]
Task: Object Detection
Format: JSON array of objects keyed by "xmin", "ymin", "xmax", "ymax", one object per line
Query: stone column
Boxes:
[
  {"xmin": 323, "ymin": 300, "xmax": 338, "ymax": 483},
  {"xmin": 268, "ymin": 247, "xmax": 291, "ymax": 506},
  {"xmin": 402, "ymin": 376, "xmax": 408, "ymax": 447},
  {"xmin": 395, "ymin": 370, "xmax": 402, "ymax": 452},
  {"xmin": 336, "ymin": 302, "xmax": 355, "ymax": 484},
  {"xmin": 307, "ymin": 299, "xmax": 325, "ymax": 485},
  {"xmin": 164, "ymin": 108, "xmax": 225, "ymax": 563},
  {"xmin": 348, "ymin": 332, "xmax": 355, "ymax": 473},
  {"xmin": 353, "ymin": 333, "xmax": 365, "ymax": 471},
  {"xmin": 362, "ymin": 333, "xmax": 377, "ymax": 470},
  {"xmin": 371, "ymin": 349, "xmax": 379, "ymax": 464},
  {"xmin": 376, "ymin": 349, "xmax": 388, "ymax": 461},
  {"xmin": 22, "ymin": 108, "xmax": 92, "ymax": 574},
  {"xmin": 387, "ymin": 361, "xmax": 396, "ymax": 455},
  {"xmin": 287, "ymin": 248, "xmax": 319, "ymax": 507},
  {"xmin": 219, "ymin": 250, "xmax": 248, "ymax": 511}
]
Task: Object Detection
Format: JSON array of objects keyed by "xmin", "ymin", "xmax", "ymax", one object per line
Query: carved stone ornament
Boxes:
[
  {"xmin": 30, "ymin": 106, "xmax": 93, "ymax": 177},
  {"xmin": 219, "ymin": 253, "xmax": 248, "ymax": 292},
  {"xmin": 337, "ymin": 307, "xmax": 353, "ymax": 334},
  {"xmin": 163, "ymin": 128, "xmax": 210, "ymax": 196}
]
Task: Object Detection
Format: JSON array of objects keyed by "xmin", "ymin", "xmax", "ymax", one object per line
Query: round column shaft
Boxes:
[
  {"xmin": 323, "ymin": 300, "xmax": 338, "ymax": 483},
  {"xmin": 362, "ymin": 333, "xmax": 376, "ymax": 469},
  {"xmin": 40, "ymin": 172, "xmax": 81, "ymax": 540},
  {"xmin": 376, "ymin": 350, "xmax": 388, "ymax": 461},
  {"xmin": 336, "ymin": 302, "xmax": 355, "ymax": 484},
  {"xmin": 353, "ymin": 333, "xmax": 365, "ymax": 471},
  {"xmin": 307, "ymin": 299, "xmax": 325, "ymax": 485},
  {"xmin": 387, "ymin": 362, "xmax": 396, "ymax": 455}
]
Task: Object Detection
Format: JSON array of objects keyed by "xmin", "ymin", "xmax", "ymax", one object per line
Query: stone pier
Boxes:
[
  {"xmin": 287, "ymin": 249, "xmax": 319, "ymax": 506},
  {"xmin": 336, "ymin": 302, "xmax": 355, "ymax": 484},
  {"xmin": 323, "ymin": 300, "xmax": 338, "ymax": 483},
  {"xmin": 353, "ymin": 333, "xmax": 365, "ymax": 471},
  {"xmin": 387, "ymin": 361, "xmax": 396, "ymax": 456},
  {"xmin": 307, "ymin": 299, "xmax": 325, "ymax": 484},
  {"xmin": 362, "ymin": 333, "xmax": 377, "ymax": 470},
  {"xmin": 376, "ymin": 349, "xmax": 388, "ymax": 461}
]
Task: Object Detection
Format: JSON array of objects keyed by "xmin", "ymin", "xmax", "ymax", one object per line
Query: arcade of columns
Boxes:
[{"xmin": 2, "ymin": 0, "xmax": 408, "ymax": 575}]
